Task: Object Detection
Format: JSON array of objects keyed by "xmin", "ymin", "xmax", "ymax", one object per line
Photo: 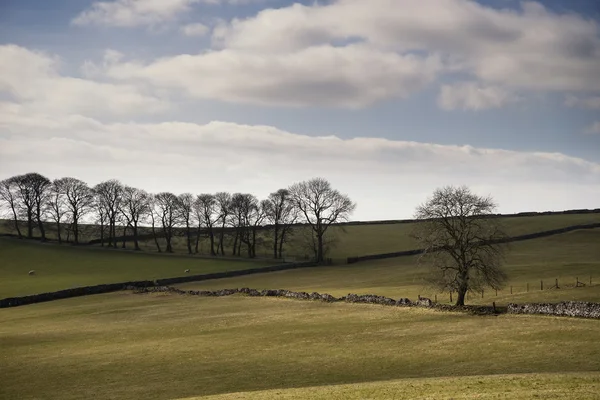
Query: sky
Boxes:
[{"xmin": 0, "ymin": 0, "xmax": 599, "ymax": 221}]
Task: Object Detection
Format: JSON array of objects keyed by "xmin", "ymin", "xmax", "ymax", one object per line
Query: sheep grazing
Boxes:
[
  {"xmin": 28, "ymin": 270, "xmax": 36, "ymax": 276},
  {"xmin": 184, "ymin": 269, "xmax": 190, "ymax": 273}
]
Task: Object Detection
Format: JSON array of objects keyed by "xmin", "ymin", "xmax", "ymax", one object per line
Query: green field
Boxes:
[
  {"xmin": 178, "ymin": 228, "xmax": 600, "ymax": 305},
  {"xmin": 2, "ymin": 215, "xmax": 600, "ymax": 399},
  {"xmin": 0, "ymin": 238, "xmax": 274, "ymax": 298},
  {"xmin": 3, "ymin": 212, "xmax": 600, "ymax": 262},
  {"xmin": 1, "ymin": 293, "xmax": 599, "ymax": 400}
]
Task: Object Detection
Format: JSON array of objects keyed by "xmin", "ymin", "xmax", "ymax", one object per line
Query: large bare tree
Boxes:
[
  {"xmin": 264, "ymin": 189, "xmax": 298, "ymax": 259},
  {"xmin": 153, "ymin": 192, "xmax": 180, "ymax": 253},
  {"xmin": 93, "ymin": 180, "xmax": 124, "ymax": 248},
  {"xmin": 45, "ymin": 179, "xmax": 68, "ymax": 244},
  {"xmin": 289, "ymin": 178, "xmax": 356, "ymax": 263},
  {"xmin": 195, "ymin": 194, "xmax": 218, "ymax": 255},
  {"xmin": 120, "ymin": 186, "xmax": 151, "ymax": 251},
  {"xmin": 411, "ymin": 186, "xmax": 508, "ymax": 306},
  {"xmin": 177, "ymin": 193, "xmax": 196, "ymax": 254},
  {"xmin": 0, "ymin": 178, "xmax": 23, "ymax": 238},
  {"xmin": 214, "ymin": 192, "xmax": 231, "ymax": 256},
  {"xmin": 60, "ymin": 177, "xmax": 94, "ymax": 244},
  {"xmin": 11, "ymin": 173, "xmax": 51, "ymax": 240}
]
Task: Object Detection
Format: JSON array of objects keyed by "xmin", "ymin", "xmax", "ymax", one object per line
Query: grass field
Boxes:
[
  {"xmin": 2, "ymin": 292, "xmax": 599, "ymax": 400},
  {"xmin": 0, "ymin": 238, "xmax": 274, "ymax": 298},
  {"xmin": 178, "ymin": 228, "xmax": 600, "ymax": 305},
  {"xmin": 3, "ymin": 212, "xmax": 600, "ymax": 261}
]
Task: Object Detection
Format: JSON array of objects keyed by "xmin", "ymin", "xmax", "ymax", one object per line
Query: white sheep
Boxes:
[
  {"xmin": 184, "ymin": 269, "xmax": 190, "ymax": 273},
  {"xmin": 28, "ymin": 270, "xmax": 36, "ymax": 276}
]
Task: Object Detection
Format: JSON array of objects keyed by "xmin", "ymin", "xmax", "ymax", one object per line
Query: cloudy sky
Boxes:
[{"xmin": 1, "ymin": 0, "xmax": 599, "ymax": 221}]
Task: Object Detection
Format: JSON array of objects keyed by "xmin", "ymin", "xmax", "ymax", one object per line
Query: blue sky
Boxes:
[{"xmin": 0, "ymin": 0, "xmax": 599, "ymax": 220}]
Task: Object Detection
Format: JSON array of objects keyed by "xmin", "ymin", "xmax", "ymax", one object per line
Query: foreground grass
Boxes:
[
  {"xmin": 179, "ymin": 229, "xmax": 600, "ymax": 305},
  {"xmin": 190, "ymin": 372, "xmax": 600, "ymax": 399},
  {"xmin": 1, "ymin": 293, "xmax": 599, "ymax": 400},
  {"xmin": 0, "ymin": 238, "xmax": 273, "ymax": 298}
]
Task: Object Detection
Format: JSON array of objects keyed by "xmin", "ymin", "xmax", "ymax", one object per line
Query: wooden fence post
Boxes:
[
  {"xmin": 556, "ymin": 278, "xmax": 559, "ymax": 289},
  {"xmin": 481, "ymin": 289, "xmax": 484, "ymax": 298},
  {"xmin": 510, "ymin": 286, "xmax": 513, "ymax": 294},
  {"xmin": 541, "ymin": 280, "xmax": 543, "ymax": 290},
  {"xmin": 527, "ymin": 283, "xmax": 529, "ymax": 292},
  {"xmin": 450, "ymin": 291, "xmax": 453, "ymax": 303}
]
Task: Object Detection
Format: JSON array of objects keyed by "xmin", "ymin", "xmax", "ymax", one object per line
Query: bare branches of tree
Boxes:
[
  {"xmin": 93, "ymin": 180, "xmax": 124, "ymax": 248},
  {"xmin": 195, "ymin": 194, "xmax": 218, "ymax": 255},
  {"xmin": 411, "ymin": 185, "xmax": 508, "ymax": 306},
  {"xmin": 153, "ymin": 192, "xmax": 180, "ymax": 253},
  {"xmin": 120, "ymin": 186, "xmax": 151, "ymax": 251},
  {"xmin": 59, "ymin": 177, "xmax": 94, "ymax": 244},
  {"xmin": 0, "ymin": 178, "xmax": 23, "ymax": 238},
  {"xmin": 177, "ymin": 193, "xmax": 196, "ymax": 254},
  {"xmin": 264, "ymin": 188, "xmax": 298, "ymax": 259},
  {"xmin": 289, "ymin": 178, "xmax": 355, "ymax": 263}
]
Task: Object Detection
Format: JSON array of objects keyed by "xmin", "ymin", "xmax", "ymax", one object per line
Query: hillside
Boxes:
[
  {"xmin": 2, "ymin": 211, "xmax": 600, "ymax": 262},
  {"xmin": 178, "ymin": 227, "xmax": 600, "ymax": 305}
]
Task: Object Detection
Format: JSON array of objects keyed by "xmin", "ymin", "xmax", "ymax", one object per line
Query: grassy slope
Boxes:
[
  {"xmin": 0, "ymin": 238, "xmax": 274, "ymax": 298},
  {"xmin": 3, "ymin": 212, "xmax": 600, "ymax": 260},
  {"xmin": 190, "ymin": 373, "xmax": 600, "ymax": 399},
  {"xmin": 1, "ymin": 293, "xmax": 599, "ymax": 400},
  {"xmin": 179, "ymin": 228, "xmax": 600, "ymax": 305}
]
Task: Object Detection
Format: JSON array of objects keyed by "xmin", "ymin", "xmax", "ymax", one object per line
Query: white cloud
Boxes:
[
  {"xmin": 584, "ymin": 121, "xmax": 600, "ymax": 135},
  {"xmin": 1, "ymin": 105, "xmax": 599, "ymax": 220},
  {"xmin": 72, "ymin": 0, "xmax": 201, "ymax": 27},
  {"xmin": 438, "ymin": 82, "xmax": 519, "ymax": 111},
  {"xmin": 212, "ymin": 0, "xmax": 600, "ymax": 92},
  {"xmin": 180, "ymin": 23, "xmax": 209, "ymax": 36},
  {"xmin": 565, "ymin": 95, "xmax": 600, "ymax": 110},
  {"xmin": 92, "ymin": 44, "xmax": 442, "ymax": 108},
  {"xmin": 0, "ymin": 45, "xmax": 169, "ymax": 118}
]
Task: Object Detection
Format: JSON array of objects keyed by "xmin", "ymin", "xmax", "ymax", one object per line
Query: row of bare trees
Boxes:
[{"xmin": 0, "ymin": 174, "xmax": 356, "ymax": 262}]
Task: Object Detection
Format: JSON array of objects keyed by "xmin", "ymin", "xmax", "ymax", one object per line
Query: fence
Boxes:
[{"xmin": 433, "ymin": 276, "xmax": 596, "ymax": 304}]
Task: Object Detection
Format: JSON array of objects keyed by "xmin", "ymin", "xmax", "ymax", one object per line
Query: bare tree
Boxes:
[
  {"xmin": 177, "ymin": 193, "xmax": 196, "ymax": 254},
  {"xmin": 93, "ymin": 180, "xmax": 124, "ymax": 248},
  {"xmin": 11, "ymin": 173, "xmax": 51, "ymax": 239},
  {"xmin": 289, "ymin": 178, "xmax": 356, "ymax": 263},
  {"xmin": 45, "ymin": 179, "xmax": 68, "ymax": 244},
  {"xmin": 195, "ymin": 194, "xmax": 218, "ymax": 255},
  {"xmin": 0, "ymin": 178, "xmax": 23, "ymax": 238},
  {"xmin": 60, "ymin": 177, "xmax": 94, "ymax": 244},
  {"xmin": 120, "ymin": 186, "xmax": 151, "ymax": 251},
  {"xmin": 411, "ymin": 186, "xmax": 508, "ymax": 306},
  {"xmin": 264, "ymin": 188, "xmax": 298, "ymax": 259},
  {"xmin": 214, "ymin": 192, "xmax": 231, "ymax": 256},
  {"xmin": 153, "ymin": 192, "xmax": 180, "ymax": 253},
  {"xmin": 149, "ymin": 195, "xmax": 162, "ymax": 253}
]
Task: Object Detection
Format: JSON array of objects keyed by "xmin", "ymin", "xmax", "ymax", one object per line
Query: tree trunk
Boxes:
[
  {"xmin": 122, "ymin": 225, "xmax": 127, "ymax": 248},
  {"xmin": 36, "ymin": 204, "xmax": 46, "ymax": 241},
  {"xmin": 209, "ymin": 228, "xmax": 215, "ymax": 256},
  {"xmin": 10, "ymin": 205, "xmax": 22, "ymax": 238},
  {"xmin": 27, "ymin": 209, "xmax": 33, "ymax": 238},
  {"xmin": 56, "ymin": 220, "xmax": 62, "ymax": 244},
  {"xmin": 195, "ymin": 225, "xmax": 201, "ymax": 254},
  {"xmin": 151, "ymin": 214, "xmax": 161, "ymax": 253},
  {"xmin": 133, "ymin": 222, "xmax": 140, "ymax": 250},
  {"xmin": 273, "ymin": 224, "xmax": 279, "ymax": 259},
  {"xmin": 73, "ymin": 212, "xmax": 79, "ymax": 244},
  {"xmin": 316, "ymin": 232, "xmax": 324, "ymax": 263},
  {"xmin": 99, "ymin": 220, "xmax": 104, "ymax": 247},
  {"xmin": 456, "ymin": 269, "xmax": 469, "ymax": 306},
  {"xmin": 186, "ymin": 223, "xmax": 192, "ymax": 254},
  {"xmin": 232, "ymin": 232, "xmax": 239, "ymax": 256}
]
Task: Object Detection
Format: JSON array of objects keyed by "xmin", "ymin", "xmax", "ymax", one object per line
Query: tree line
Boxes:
[{"xmin": 0, "ymin": 173, "xmax": 356, "ymax": 263}]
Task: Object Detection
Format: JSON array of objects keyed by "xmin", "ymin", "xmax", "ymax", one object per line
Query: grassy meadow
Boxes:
[
  {"xmin": 2, "ymin": 293, "xmax": 600, "ymax": 400},
  {"xmin": 178, "ymin": 228, "xmax": 600, "ymax": 305},
  {"xmin": 2, "ymin": 213, "xmax": 600, "ymax": 399},
  {"xmin": 2, "ymin": 212, "xmax": 600, "ymax": 262},
  {"xmin": 0, "ymin": 238, "xmax": 274, "ymax": 298}
]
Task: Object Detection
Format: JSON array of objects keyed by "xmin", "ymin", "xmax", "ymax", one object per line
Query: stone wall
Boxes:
[
  {"xmin": 0, "ymin": 261, "xmax": 318, "ymax": 309},
  {"xmin": 507, "ymin": 301, "xmax": 600, "ymax": 319}
]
